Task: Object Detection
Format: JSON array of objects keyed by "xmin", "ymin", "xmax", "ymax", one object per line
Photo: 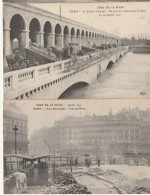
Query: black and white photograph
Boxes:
[
  {"xmin": 3, "ymin": 2, "xmax": 150, "ymax": 100},
  {"xmin": 3, "ymin": 99, "xmax": 150, "ymax": 194},
  {"xmin": 2, "ymin": 1, "xmax": 150, "ymax": 194}
]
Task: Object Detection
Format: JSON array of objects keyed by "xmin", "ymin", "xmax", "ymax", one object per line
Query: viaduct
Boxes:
[{"xmin": 3, "ymin": 3, "xmax": 128, "ymax": 100}]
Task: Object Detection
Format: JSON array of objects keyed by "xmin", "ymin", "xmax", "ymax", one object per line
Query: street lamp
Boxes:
[{"xmin": 13, "ymin": 125, "xmax": 18, "ymax": 154}]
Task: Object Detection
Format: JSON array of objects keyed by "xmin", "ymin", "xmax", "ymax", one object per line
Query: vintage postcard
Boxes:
[
  {"xmin": 3, "ymin": 2, "xmax": 150, "ymax": 100},
  {"xmin": 3, "ymin": 99, "xmax": 150, "ymax": 194}
]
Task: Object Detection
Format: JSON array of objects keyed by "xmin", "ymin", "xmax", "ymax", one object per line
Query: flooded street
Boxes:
[{"xmin": 60, "ymin": 52, "xmax": 150, "ymax": 99}]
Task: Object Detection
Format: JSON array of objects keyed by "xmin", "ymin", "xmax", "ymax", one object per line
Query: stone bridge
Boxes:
[
  {"xmin": 4, "ymin": 47, "xmax": 128, "ymax": 100},
  {"xmin": 3, "ymin": 3, "xmax": 127, "ymax": 100},
  {"xmin": 3, "ymin": 3, "xmax": 119, "ymax": 67}
]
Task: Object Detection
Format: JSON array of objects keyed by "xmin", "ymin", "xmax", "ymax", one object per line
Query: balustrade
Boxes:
[
  {"xmin": 4, "ymin": 47, "xmax": 127, "ymax": 92},
  {"xmin": 18, "ymin": 71, "xmax": 34, "ymax": 83},
  {"xmin": 38, "ymin": 67, "xmax": 50, "ymax": 76},
  {"xmin": 4, "ymin": 76, "xmax": 11, "ymax": 89}
]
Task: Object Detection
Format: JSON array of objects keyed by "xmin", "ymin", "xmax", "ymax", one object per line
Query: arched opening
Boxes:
[
  {"xmin": 43, "ymin": 21, "xmax": 52, "ymax": 48},
  {"xmin": 88, "ymin": 32, "xmax": 91, "ymax": 47},
  {"xmin": 81, "ymin": 30, "xmax": 84, "ymax": 46},
  {"xmin": 29, "ymin": 18, "xmax": 41, "ymax": 45},
  {"xmin": 95, "ymin": 33, "xmax": 97, "ymax": 46},
  {"xmin": 119, "ymin": 54, "xmax": 122, "ymax": 58},
  {"xmin": 55, "ymin": 23, "xmax": 62, "ymax": 49},
  {"xmin": 97, "ymin": 34, "xmax": 99, "ymax": 46},
  {"xmin": 58, "ymin": 82, "xmax": 89, "ymax": 99},
  {"xmin": 71, "ymin": 28, "xmax": 75, "ymax": 43},
  {"xmin": 99, "ymin": 34, "xmax": 102, "ymax": 45},
  {"xmin": 76, "ymin": 29, "xmax": 80, "ymax": 44},
  {"xmin": 85, "ymin": 31, "xmax": 88, "ymax": 46},
  {"xmin": 107, "ymin": 61, "xmax": 114, "ymax": 69},
  {"xmin": 92, "ymin": 32, "xmax": 94, "ymax": 46},
  {"xmin": 102, "ymin": 34, "xmax": 105, "ymax": 44},
  {"xmin": 63, "ymin": 26, "xmax": 69, "ymax": 47},
  {"xmin": 86, "ymin": 31, "xmax": 88, "ymax": 38},
  {"xmin": 10, "ymin": 14, "xmax": 26, "ymax": 54}
]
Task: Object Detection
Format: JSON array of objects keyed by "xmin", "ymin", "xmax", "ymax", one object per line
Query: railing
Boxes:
[
  {"xmin": 18, "ymin": 70, "xmax": 34, "ymax": 83},
  {"xmin": 38, "ymin": 67, "xmax": 50, "ymax": 76},
  {"xmin": 4, "ymin": 47, "xmax": 128, "ymax": 92},
  {"xmin": 4, "ymin": 76, "xmax": 11, "ymax": 89},
  {"xmin": 4, "ymin": 58, "xmax": 71, "ymax": 91}
]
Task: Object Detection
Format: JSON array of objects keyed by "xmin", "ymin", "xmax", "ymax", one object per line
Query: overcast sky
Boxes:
[
  {"xmin": 29, "ymin": 2, "xmax": 150, "ymax": 39},
  {"xmin": 4, "ymin": 99, "xmax": 150, "ymax": 138}
]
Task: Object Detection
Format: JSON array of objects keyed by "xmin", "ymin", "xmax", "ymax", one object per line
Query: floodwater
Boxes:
[{"xmin": 60, "ymin": 52, "xmax": 150, "ymax": 99}]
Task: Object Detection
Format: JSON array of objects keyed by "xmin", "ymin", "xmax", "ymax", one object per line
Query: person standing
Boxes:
[
  {"xmin": 19, "ymin": 170, "xmax": 27, "ymax": 193},
  {"xmin": 33, "ymin": 163, "xmax": 38, "ymax": 186},
  {"xmin": 75, "ymin": 158, "xmax": 78, "ymax": 167},
  {"xmin": 13, "ymin": 170, "xmax": 22, "ymax": 192}
]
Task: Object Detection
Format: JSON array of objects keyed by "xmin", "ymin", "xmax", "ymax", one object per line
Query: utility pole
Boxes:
[{"xmin": 13, "ymin": 126, "xmax": 18, "ymax": 154}]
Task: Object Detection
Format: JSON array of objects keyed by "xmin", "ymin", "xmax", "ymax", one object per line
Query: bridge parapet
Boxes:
[
  {"xmin": 4, "ymin": 58, "xmax": 72, "ymax": 91},
  {"xmin": 4, "ymin": 47, "xmax": 128, "ymax": 99}
]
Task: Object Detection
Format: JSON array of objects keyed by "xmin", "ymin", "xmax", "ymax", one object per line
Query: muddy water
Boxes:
[{"xmin": 60, "ymin": 52, "xmax": 150, "ymax": 99}]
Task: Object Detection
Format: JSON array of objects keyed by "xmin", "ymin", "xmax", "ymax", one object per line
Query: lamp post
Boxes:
[{"xmin": 13, "ymin": 125, "xmax": 18, "ymax": 154}]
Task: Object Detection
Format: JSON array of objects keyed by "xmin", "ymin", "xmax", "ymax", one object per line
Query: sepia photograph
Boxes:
[
  {"xmin": 3, "ymin": 2, "xmax": 150, "ymax": 100},
  {"xmin": 3, "ymin": 99, "xmax": 150, "ymax": 194}
]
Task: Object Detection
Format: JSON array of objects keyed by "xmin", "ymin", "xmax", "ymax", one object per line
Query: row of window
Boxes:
[{"xmin": 4, "ymin": 118, "xmax": 27, "ymax": 128}]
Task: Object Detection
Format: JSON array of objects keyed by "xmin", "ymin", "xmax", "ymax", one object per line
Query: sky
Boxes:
[
  {"xmin": 29, "ymin": 2, "xmax": 150, "ymax": 39},
  {"xmin": 4, "ymin": 99, "xmax": 150, "ymax": 138}
]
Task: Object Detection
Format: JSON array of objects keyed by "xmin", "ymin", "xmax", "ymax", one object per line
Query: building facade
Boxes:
[
  {"xmin": 30, "ymin": 107, "xmax": 150, "ymax": 161},
  {"xmin": 3, "ymin": 103, "xmax": 29, "ymax": 154}
]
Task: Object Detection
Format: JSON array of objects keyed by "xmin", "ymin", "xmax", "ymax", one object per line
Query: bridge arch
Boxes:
[
  {"xmin": 10, "ymin": 14, "xmax": 26, "ymax": 54},
  {"xmin": 97, "ymin": 34, "xmax": 100, "ymax": 45},
  {"xmin": 89, "ymin": 32, "xmax": 91, "ymax": 38},
  {"xmin": 85, "ymin": 31, "xmax": 88, "ymax": 47},
  {"xmin": 58, "ymin": 81, "xmax": 89, "ymax": 99},
  {"xmin": 86, "ymin": 31, "xmax": 88, "ymax": 37},
  {"xmin": 81, "ymin": 30, "xmax": 85, "ymax": 46},
  {"xmin": 106, "ymin": 61, "xmax": 114, "ymax": 69},
  {"xmin": 55, "ymin": 23, "xmax": 62, "ymax": 48},
  {"xmin": 71, "ymin": 27, "xmax": 75, "ymax": 43},
  {"xmin": 95, "ymin": 33, "xmax": 97, "ymax": 43},
  {"xmin": 92, "ymin": 32, "xmax": 94, "ymax": 46},
  {"xmin": 29, "ymin": 18, "xmax": 41, "ymax": 45},
  {"xmin": 88, "ymin": 32, "xmax": 91, "ymax": 47},
  {"xmin": 43, "ymin": 21, "xmax": 52, "ymax": 48},
  {"xmin": 76, "ymin": 29, "xmax": 80, "ymax": 45},
  {"xmin": 63, "ymin": 25, "xmax": 69, "ymax": 47}
]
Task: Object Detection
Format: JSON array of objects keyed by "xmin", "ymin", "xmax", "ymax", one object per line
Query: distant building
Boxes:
[
  {"xmin": 29, "ymin": 127, "xmax": 61, "ymax": 155},
  {"xmin": 30, "ymin": 107, "xmax": 150, "ymax": 161},
  {"xmin": 3, "ymin": 103, "xmax": 28, "ymax": 154}
]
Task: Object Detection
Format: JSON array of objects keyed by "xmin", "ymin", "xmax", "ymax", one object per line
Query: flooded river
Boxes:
[{"xmin": 60, "ymin": 52, "xmax": 150, "ymax": 99}]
